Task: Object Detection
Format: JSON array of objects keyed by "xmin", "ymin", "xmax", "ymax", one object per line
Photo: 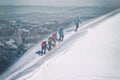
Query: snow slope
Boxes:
[
  {"xmin": 0, "ymin": 8, "xmax": 120, "ymax": 80},
  {"xmin": 19, "ymin": 9, "xmax": 120, "ymax": 80}
]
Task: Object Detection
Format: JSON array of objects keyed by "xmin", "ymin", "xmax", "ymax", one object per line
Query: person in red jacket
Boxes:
[{"xmin": 41, "ymin": 41, "xmax": 47, "ymax": 54}]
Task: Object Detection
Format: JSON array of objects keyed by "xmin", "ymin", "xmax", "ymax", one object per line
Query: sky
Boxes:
[{"xmin": 0, "ymin": 0, "xmax": 120, "ymax": 7}]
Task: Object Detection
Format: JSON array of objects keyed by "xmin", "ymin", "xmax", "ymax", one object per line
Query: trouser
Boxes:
[
  {"xmin": 62, "ymin": 35, "xmax": 64, "ymax": 41},
  {"xmin": 54, "ymin": 41, "xmax": 56, "ymax": 47},
  {"xmin": 75, "ymin": 23, "xmax": 79, "ymax": 31},
  {"xmin": 60, "ymin": 35, "xmax": 64, "ymax": 41},
  {"xmin": 60, "ymin": 34, "xmax": 64, "ymax": 41},
  {"xmin": 52, "ymin": 39, "xmax": 56, "ymax": 47},
  {"xmin": 41, "ymin": 47, "xmax": 44, "ymax": 55},
  {"xmin": 41, "ymin": 46, "xmax": 46, "ymax": 54},
  {"xmin": 48, "ymin": 43, "xmax": 52, "ymax": 50},
  {"xmin": 43, "ymin": 48, "xmax": 46, "ymax": 54}
]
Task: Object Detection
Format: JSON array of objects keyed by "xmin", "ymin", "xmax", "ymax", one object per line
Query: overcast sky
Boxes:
[{"xmin": 0, "ymin": 0, "xmax": 120, "ymax": 7}]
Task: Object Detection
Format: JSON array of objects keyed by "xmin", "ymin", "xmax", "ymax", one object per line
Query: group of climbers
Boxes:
[
  {"xmin": 40, "ymin": 28, "xmax": 64, "ymax": 55},
  {"xmin": 39, "ymin": 16, "xmax": 81, "ymax": 56}
]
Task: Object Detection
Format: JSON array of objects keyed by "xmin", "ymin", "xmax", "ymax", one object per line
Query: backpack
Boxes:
[
  {"xmin": 41, "ymin": 42, "xmax": 45, "ymax": 47},
  {"xmin": 52, "ymin": 33, "xmax": 55, "ymax": 38}
]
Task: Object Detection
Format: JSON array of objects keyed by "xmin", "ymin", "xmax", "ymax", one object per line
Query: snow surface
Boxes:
[{"xmin": 0, "ymin": 8, "xmax": 120, "ymax": 80}]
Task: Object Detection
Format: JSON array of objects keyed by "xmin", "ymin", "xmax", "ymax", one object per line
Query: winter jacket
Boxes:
[
  {"xmin": 41, "ymin": 42, "xmax": 45, "ymax": 47},
  {"xmin": 48, "ymin": 37, "xmax": 52, "ymax": 44},
  {"xmin": 74, "ymin": 17, "xmax": 81, "ymax": 24},
  {"xmin": 60, "ymin": 28, "xmax": 64, "ymax": 36}
]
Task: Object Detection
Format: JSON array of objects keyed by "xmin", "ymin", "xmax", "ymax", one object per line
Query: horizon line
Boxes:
[{"xmin": 0, "ymin": 5, "xmax": 119, "ymax": 8}]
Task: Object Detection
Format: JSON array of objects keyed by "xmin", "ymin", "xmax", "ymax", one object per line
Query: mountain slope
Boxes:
[
  {"xmin": 0, "ymin": 8, "xmax": 120, "ymax": 80},
  {"xmin": 19, "ymin": 9, "xmax": 120, "ymax": 80}
]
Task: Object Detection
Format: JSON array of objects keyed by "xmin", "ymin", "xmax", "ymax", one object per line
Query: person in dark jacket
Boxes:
[
  {"xmin": 48, "ymin": 37, "xmax": 52, "ymax": 50},
  {"xmin": 74, "ymin": 16, "xmax": 82, "ymax": 31}
]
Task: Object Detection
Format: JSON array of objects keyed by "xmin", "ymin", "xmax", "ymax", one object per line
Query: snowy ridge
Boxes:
[
  {"xmin": 0, "ymin": 8, "xmax": 120, "ymax": 80},
  {"xmin": 23, "ymin": 8, "xmax": 120, "ymax": 80}
]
